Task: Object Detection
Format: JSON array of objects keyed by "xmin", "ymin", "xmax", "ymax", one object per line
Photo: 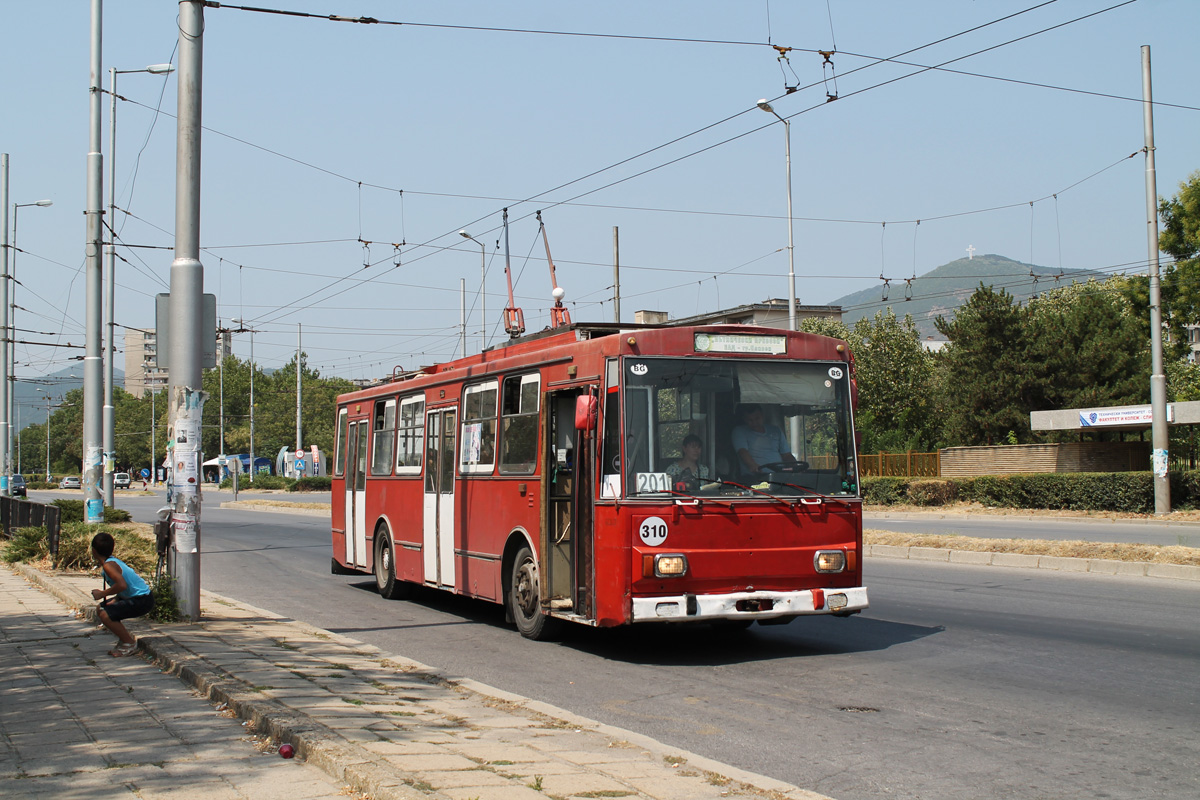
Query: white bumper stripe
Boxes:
[{"xmin": 631, "ymin": 586, "xmax": 869, "ymax": 622}]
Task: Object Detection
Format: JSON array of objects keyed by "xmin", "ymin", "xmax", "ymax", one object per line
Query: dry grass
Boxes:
[
  {"xmin": 865, "ymin": 530, "xmax": 1200, "ymax": 566},
  {"xmin": 233, "ymin": 499, "xmax": 331, "ymax": 511},
  {"xmin": 867, "ymin": 500, "xmax": 1200, "ymax": 522}
]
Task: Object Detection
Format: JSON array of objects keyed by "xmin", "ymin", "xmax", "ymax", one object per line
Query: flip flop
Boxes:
[{"xmin": 109, "ymin": 642, "xmax": 137, "ymax": 657}]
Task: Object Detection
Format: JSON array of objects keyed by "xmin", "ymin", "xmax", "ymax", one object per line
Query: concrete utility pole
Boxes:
[
  {"xmin": 83, "ymin": 0, "xmax": 105, "ymax": 523},
  {"xmin": 169, "ymin": 0, "xmax": 208, "ymax": 620},
  {"xmin": 295, "ymin": 323, "xmax": 302, "ymax": 455},
  {"xmin": 0, "ymin": 154, "xmax": 9, "ymax": 497},
  {"xmin": 1142, "ymin": 45, "xmax": 1170, "ymax": 514}
]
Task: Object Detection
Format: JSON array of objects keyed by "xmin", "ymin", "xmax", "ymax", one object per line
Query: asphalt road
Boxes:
[{"xmin": 79, "ymin": 491, "xmax": 1200, "ymax": 800}]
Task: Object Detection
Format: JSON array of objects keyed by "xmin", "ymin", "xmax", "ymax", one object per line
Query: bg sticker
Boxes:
[
  {"xmin": 828, "ymin": 366, "xmax": 844, "ymax": 380},
  {"xmin": 639, "ymin": 516, "xmax": 668, "ymax": 547}
]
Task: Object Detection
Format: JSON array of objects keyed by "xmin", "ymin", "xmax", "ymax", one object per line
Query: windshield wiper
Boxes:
[{"xmin": 765, "ymin": 478, "xmax": 852, "ymax": 507}]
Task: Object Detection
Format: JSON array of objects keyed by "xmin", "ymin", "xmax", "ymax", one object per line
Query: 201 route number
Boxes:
[{"xmin": 639, "ymin": 516, "xmax": 669, "ymax": 547}]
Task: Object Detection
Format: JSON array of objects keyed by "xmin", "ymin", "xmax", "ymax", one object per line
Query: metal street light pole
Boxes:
[
  {"xmin": 459, "ymin": 230, "xmax": 487, "ymax": 351},
  {"xmin": 104, "ymin": 63, "xmax": 174, "ymax": 507},
  {"xmin": 169, "ymin": 0, "xmax": 207, "ymax": 620},
  {"xmin": 756, "ymin": 100, "xmax": 797, "ymax": 332},
  {"xmin": 1142, "ymin": 46, "xmax": 1170, "ymax": 514},
  {"xmin": 9, "ymin": 199, "xmax": 52, "ymax": 495}
]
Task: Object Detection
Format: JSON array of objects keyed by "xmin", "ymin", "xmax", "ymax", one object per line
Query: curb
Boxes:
[
  {"xmin": 12, "ymin": 563, "xmax": 831, "ymax": 800},
  {"xmin": 864, "ymin": 544, "xmax": 1200, "ymax": 580}
]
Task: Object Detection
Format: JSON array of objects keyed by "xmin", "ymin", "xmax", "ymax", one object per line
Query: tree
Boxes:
[
  {"xmin": 935, "ymin": 285, "xmax": 1030, "ymax": 446},
  {"xmin": 1156, "ymin": 172, "xmax": 1200, "ymax": 328},
  {"xmin": 802, "ymin": 312, "xmax": 939, "ymax": 452},
  {"xmin": 1024, "ymin": 280, "xmax": 1149, "ymax": 413}
]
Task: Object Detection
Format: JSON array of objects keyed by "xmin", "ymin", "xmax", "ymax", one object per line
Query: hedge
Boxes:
[
  {"xmin": 289, "ymin": 476, "xmax": 331, "ymax": 492},
  {"xmin": 862, "ymin": 471, "xmax": 1200, "ymax": 513}
]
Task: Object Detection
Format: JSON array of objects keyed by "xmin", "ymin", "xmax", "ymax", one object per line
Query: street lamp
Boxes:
[
  {"xmin": 6, "ymin": 199, "xmax": 53, "ymax": 495},
  {"xmin": 104, "ymin": 63, "xmax": 175, "ymax": 506},
  {"xmin": 756, "ymin": 99, "xmax": 797, "ymax": 333},
  {"xmin": 459, "ymin": 230, "xmax": 487, "ymax": 352}
]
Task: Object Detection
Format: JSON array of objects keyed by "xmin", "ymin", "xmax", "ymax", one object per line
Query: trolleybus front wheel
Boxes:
[
  {"xmin": 375, "ymin": 531, "xmax": 411, "ymax": 600},
  {"xmin": 508, "ymin": 545, "xmax": 561, "ymax": 641}
]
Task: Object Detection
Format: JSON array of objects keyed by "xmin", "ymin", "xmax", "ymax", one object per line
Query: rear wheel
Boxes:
[
  {"xmin": 508, "ymin": 545, "xmax": 561, "ymax": 640},
  {"xmin": 375, "ymin": 532, "xmax": 411, "ymax": 600}
]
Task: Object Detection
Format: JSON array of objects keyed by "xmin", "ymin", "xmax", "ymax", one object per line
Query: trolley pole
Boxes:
[
  {"xmin": 1142, "ymin": 45, "xmax": 1170, "ymax": 514},
  {"xmin": 83, "ymin": 0, "xmax": 105, "ymax": 523},
  {"xmin": 613, "ymin": 226, "xmax": 621, "ymax": 323},
  {"xmin": 169, "ymin": 0, "xmax": 207, "ymax": 620}
]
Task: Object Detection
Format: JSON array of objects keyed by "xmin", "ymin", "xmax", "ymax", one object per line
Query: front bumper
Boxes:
[{"xmin": 630, "ymin": 586, "xmax": 868, "ymax": 623}]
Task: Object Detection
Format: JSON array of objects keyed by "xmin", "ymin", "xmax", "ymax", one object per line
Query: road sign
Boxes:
[
  {"xmin": 140, "ymin": 468, "xmax": 150, "ymax": 478},
  {"xmin": 296, "ymin": 448, "xmax": 304, "ymax": 460},
  {"xmin": 295, "ymin": 459, "xmax": 305, "ymax": 472}
]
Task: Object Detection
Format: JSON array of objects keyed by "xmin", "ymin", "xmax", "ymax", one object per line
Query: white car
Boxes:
[
  {"xmin": 59, "ymin": 476, "xmax": 81, "ymax": 489},
  {"xmin": 113, "ymin": 472, "xmax": 131, "ymax": 489}
]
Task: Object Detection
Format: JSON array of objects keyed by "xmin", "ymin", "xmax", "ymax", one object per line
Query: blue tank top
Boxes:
[{"xmin": 104, "ymin": 557, "xmax": 150, "ymax": 599}]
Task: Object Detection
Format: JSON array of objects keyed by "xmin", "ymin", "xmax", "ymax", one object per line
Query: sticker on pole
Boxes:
[{"xmin": 639, "ymin": 516, "xmax": 669, "ymax": 547}]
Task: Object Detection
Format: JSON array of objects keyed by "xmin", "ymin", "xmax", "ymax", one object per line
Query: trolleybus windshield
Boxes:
[{"xmin": 617, "ymin": 357, "xmax": 858, "ymax": 499}]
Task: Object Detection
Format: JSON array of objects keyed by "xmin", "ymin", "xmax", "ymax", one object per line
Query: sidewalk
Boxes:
[
  {"xmin": 3, "ymin": 564, "xmax": 828, "ymax": 800},
  {"xmin": 0, "ymin": 566, "xmax": 354, "ymax": 800}
]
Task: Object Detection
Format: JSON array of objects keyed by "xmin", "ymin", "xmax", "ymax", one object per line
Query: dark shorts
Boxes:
[{"xmin": 101, "ymin": 592, "xmax": 153, "ymax": 622}]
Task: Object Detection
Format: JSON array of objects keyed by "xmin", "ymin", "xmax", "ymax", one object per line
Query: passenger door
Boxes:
[
  {"xmin": 422, "ymin": 409, "xmax": 457, "ymax": 588},
  {"xmin": 344, "ymin": 419, "xmax": 368, "ymax": 568}
]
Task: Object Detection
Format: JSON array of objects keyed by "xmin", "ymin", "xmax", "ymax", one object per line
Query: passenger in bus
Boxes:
[
  {"xmin": 732, "ymin": 403, "xmax": 796, "ymax": 476},
  {"xmin": 665, "ymin": 434, "xmax": 710, "ymax": 489}
]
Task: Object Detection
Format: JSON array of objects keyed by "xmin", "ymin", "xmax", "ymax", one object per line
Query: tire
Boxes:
[
  {"xmin": 508, "ymin": 545, "xmax": 561, "ymax": 641},
  {"xmin": 375, "ymin": 532, "xmax": 411, "ymax": 600}
]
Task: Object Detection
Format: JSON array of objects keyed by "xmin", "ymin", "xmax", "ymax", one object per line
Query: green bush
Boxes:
[
  {"xmin": 51, "ymin": 499, "xmax": 132, "ymax": 524},
  {"xmin": 906, "ymin": 479, "xmax": 957, "ymax": 506},
  {"xmin": 219, "ymin": 474, "xmax": 294, "ymax": 490},
  {"xmin": 290, "ymin": 476, "xmax": 331, "ymax": 492},
  {"xmin": 149, "ymin": 573, "xmax": 181, "ymax": 622},
  {"xmin": 861, "ymin": 477, "xmax": 911, "ymax": 505},
  {"xmin": 1, "ymin": 526, "xmax": 49, "ymax": 563}
]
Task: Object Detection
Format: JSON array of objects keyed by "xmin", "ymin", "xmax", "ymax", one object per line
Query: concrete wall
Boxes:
[{"xmin": 940, "ymin": 441, "xmax": 1150, "ymax": 477}]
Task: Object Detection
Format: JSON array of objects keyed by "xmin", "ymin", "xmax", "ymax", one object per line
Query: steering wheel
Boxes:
[{"xmin": 759, "ymin": 461, "xmax": 809, "ymax": 473}]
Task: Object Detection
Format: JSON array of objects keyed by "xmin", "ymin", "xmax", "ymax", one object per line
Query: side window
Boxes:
[
  {"xmin": 460, "ymin": 381, "xmax": 498, "ymax": 474},
  {"xmin": 334, "ymin": 408, "xmax": 348, "ymax": 477},
  {"xmin": 395, "ymin": 396, "xmax": 425, "ymax": 474},
  {"xmin": 370, "ymin": 399, "xmax": 397, "ymax": 475},
  {"xmin": 500, "ymin": 374, "xmax": 539, "ymax": 474}
]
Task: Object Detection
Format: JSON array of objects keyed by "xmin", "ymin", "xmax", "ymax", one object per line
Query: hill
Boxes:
[
  {"xmin": 13, "ymin": 365, "xmax": 124, "ymax": 432},
  {"xmin": 827, "ymin": 254, "xmax": 1102, "ymax": 339}
]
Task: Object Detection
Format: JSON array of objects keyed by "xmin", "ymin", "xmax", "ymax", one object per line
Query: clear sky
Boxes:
[{"xmin": 3, "ymin": 1, "xmax": 1198, "ymax": 388}]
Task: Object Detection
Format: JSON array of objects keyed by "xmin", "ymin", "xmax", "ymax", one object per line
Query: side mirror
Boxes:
[{"xmin": 575, "ymin": 394, "xmax": 597, "ymax": 432}]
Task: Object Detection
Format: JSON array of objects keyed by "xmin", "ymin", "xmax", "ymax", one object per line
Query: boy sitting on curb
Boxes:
[{"xmin": 90, "ymin": 532, "xmax": 153, "ymax": 657}]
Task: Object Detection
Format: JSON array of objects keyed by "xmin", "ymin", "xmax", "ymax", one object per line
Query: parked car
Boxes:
[
  {"xmin": 59, "ymin": 476, "xmax": 81, "ymax": 489},
  {"xmin": 113, "ymin": 472, "xmax": 131, "ymax": 489},
  {"xmin": 10, "ymin": 475, "xmax": 26, "ymax": 497}
]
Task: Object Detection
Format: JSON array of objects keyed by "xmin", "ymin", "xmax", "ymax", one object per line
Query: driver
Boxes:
[{"xmin": 732, "ymin": 403, "xmax": 796, "ymax": 476}]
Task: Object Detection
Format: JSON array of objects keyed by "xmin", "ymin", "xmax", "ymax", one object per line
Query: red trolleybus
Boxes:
[{"xmin": 330, "ymin": 323, "xmax": 867, "ymax": 639}]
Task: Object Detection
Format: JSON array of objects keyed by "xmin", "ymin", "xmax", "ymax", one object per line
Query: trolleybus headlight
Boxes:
[
  {"xmin": 654, "ymin": 554, "xmax": 688, "ymax": 577},
  {"xmin": 814, "ymin": 550, "xmax": 846, "ymax": 573}
]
